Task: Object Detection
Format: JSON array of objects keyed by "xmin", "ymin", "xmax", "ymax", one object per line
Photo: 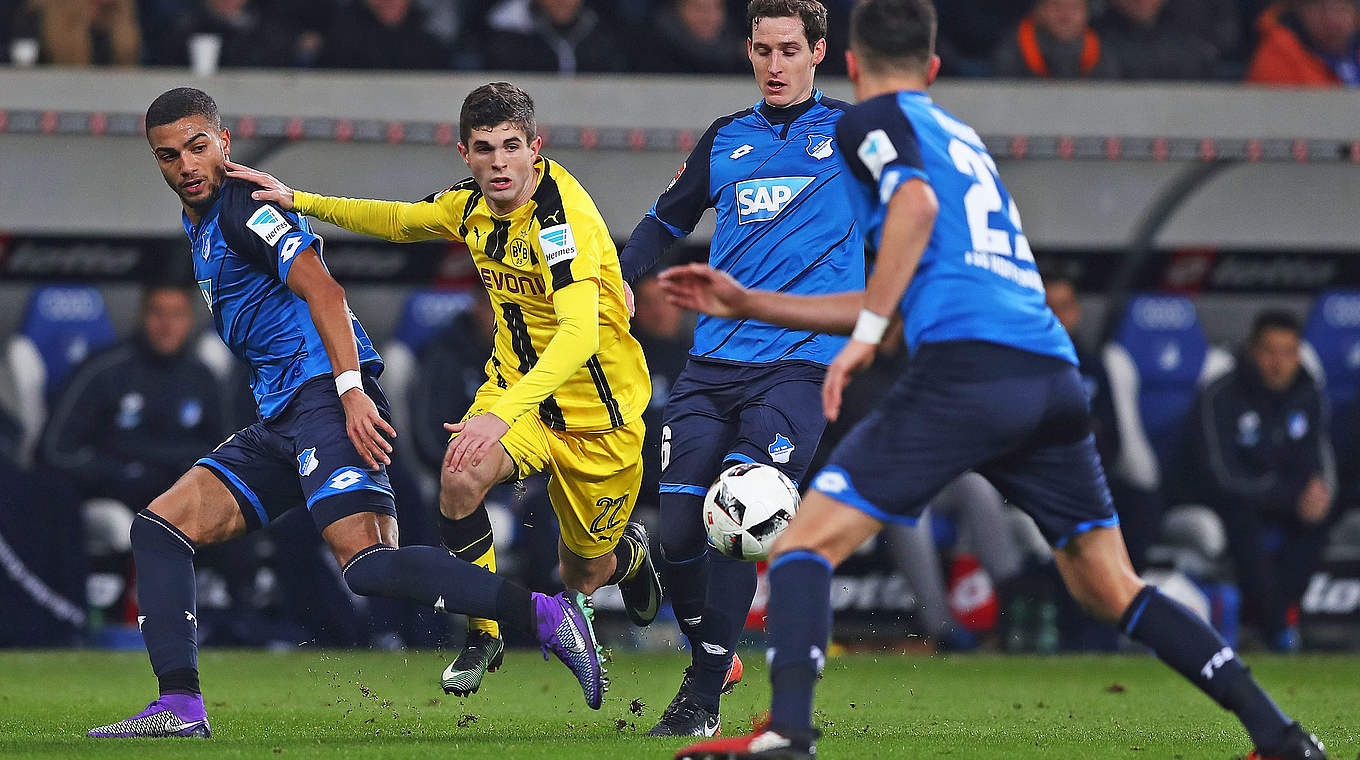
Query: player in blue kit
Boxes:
[
  {"xmin": 666, "ymin": 2, "xmax": 1328, "ymax": 758},
  {"xmin": 87, "ymin": 88, "xmax": 606, "ymax": 739},
  {"xmin": 617, "ymin": 0, "xmax": 862, "ymax": 737}
]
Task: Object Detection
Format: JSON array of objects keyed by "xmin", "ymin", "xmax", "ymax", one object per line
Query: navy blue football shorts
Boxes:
[
  {"xmin": 195, "ymin": 368, "xmax": 398, "ymax": 532},
  {"xmin": 810, "ymin": 341, "xmax": 1117, "ymax": 548},
  {"xmin": 659, "ymin": 358, "xmax": 827, "ymax": 499}
]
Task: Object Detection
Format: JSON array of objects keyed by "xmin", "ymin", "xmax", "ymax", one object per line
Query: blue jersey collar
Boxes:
[
  {"xmin": 753, "ymin": 89, "xmax": 824, "ymax": 133},
  {"xmin": 182, "ymin": 192, "xmax": 224, "ymax": 239}
]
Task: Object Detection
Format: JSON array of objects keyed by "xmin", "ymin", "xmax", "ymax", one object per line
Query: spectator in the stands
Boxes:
[
  {"xmin": 1094, "ymin": 0, "xmax": 1219, "ymax": 79},
  {"xmin": 935, "ymin": 0, "xmax": 1030, "ymax": 76},
  {"xmin": 39, "ymin": 284, "xmax": 224, "ymax": 622},
  {"xmin": 318, "ymin": 0, "xmax": 450, "ymax": 70},
  {"xmin": 18, "ymin": 0, "xmax": 141, "ymax": 65},
  {"xmin": 1246, "ymin": 0, "xmax": 1360, "ymax": 86},
  {"xmin": 645, "ymin": 0, "xmax": 746, "ymax": 74},
  {"xmin": 628, "ymin": 275, "xmax": 693, "ymax": 512},
  {"xmin": 483, "ymin": 0, "xmax": 629, "ymax": 73},
  {"xmin": 994, "ymin": 0, "xmax": 1119, "ymax": 79},
  {"xmin": 1180, "ymin": 310, "xmax": 1334, "ymax": 651},
  {"xmin": 149, "ymin": 0, "xmax": 298, "ymax": 68}
]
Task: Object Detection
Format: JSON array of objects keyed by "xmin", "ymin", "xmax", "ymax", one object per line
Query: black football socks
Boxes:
[
  {"xmin": 766, "ymin": 550, "xmax": 832, "ymax": 737},
  {"xmin": 1121, "ymin": 585, "xmax": 1292, "ymax": 751},
  {"xmin": 129, "ymin": 511, "xmax": 201, "ymax": 696}
]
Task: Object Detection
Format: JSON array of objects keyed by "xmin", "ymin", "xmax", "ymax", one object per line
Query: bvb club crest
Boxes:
[{"xmin": 509, "ymin": 237, "xmax": 532, "ymax": 268}]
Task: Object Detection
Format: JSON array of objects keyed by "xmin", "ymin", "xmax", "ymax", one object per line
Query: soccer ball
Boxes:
[{"xmin": 702, "ymin": 463, "xmax": 800, "ymax": 562}]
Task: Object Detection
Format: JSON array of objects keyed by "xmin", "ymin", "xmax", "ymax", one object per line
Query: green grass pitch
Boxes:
[{"xmin": 0, "ymin": 649, "xmax": 1355, "ymax": 759}]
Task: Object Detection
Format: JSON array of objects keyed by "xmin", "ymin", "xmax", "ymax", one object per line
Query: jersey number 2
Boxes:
[{"xmin": 947, "ymin": 139, "xmax": 1033, "ymax": 262}]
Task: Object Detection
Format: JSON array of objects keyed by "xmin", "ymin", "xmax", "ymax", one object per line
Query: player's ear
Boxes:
[
  {"xmin": 811, "ymin": 38, "xmax": 826, "ymax": 66},
  {"xmin": 530, "ymin": 134, "xmax": 543, "ymax": 158},
  {"xmin": 846, "ymin": 49, "xmax": 860, "ymax": 84},
  {"xmin": 457, "ymin": 141, "xmax": 471, "ymax": 166},
  {"xmin": 926, "ymin": 54, "xmax": 942, "ymax": 85}
]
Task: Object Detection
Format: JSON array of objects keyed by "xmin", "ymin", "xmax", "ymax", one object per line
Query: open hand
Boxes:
[
  {"xmin": 224, "ymin": 160, "xmax": 296, "ymax": 210},
  {"xmin": 340, "ymin": 389, "xmax": 396, "ymax": 469},
  {"xmin": 821, "ymin": 340, "xmax": 877, "ymax": 423},
  {"xmin": 657, "ymin": 263, "xmax": 749, "ymax": 318},
  {"xmin": 443, "ymin": 414, "xmax": 510, "ymax": 472}
]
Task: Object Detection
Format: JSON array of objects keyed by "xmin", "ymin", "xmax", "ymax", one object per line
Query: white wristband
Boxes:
[
  {"xmin": 335, "ymin": 369, "xmax": 363, "ymax": 397},
  {"xmin": 851, "ymin": 308, "xmax": 890, "ymax": 345}
]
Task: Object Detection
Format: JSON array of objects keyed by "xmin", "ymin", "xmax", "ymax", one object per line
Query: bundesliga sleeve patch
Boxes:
[
  {"xmin": 538, "ymin": 222, "xmax": 578, "ymax": 266},
  {"xmin": 246, "ymin": 205, "xmax": 292, "ymax": 247},
  {"xmin": 857, "ymin": 129, "xmax": 899, "ymax": 182}
]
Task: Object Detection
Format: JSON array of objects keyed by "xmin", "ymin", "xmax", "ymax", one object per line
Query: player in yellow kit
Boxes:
[{"xmin": 227, "ymin": 82, "xmax": 662, "ymax": 697}]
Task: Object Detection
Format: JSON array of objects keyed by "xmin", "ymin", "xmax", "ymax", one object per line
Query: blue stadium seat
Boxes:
[
  {"xmin": 4, "ymin": 285, "xmax": 115, "ymax": 465},
  {"xmin": 1301, "ymin": 290, "xmax": 1360, "ymax": 424},
  {"xmin": 1102, "ymin": 294, "xmax": 1234, "ymax": 493}
]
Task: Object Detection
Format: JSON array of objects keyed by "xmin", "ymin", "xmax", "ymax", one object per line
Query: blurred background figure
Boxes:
[
  {"xmin": 38, "ymin": 283, "xmax": 224, "ymax": 628},
  {"xmin": 484, "ymin": 0, "xmax": 629, "ymax": 73},
  {"xmin": 628, "ymin": 275, "xmax": 694, "ymax": 521},
  {"xmin": 1180, "ymin": 310, "xmax": 1334, "ymax": 651},
  {"xmin": 1247, "ymin": 0, "xmax": 1360, "ymax": 86},
  {"xmin": 318, "ymin": 0, "xmax": 450, "ymax": 70},
  {"xmin": 994, "ymin": 0, "xmax": 1119, "ymax": 79},
  {"xmin": 18, "ymin": 0, "xmax": 141, "ymax": 65},
  {"xmin": 1094, "ymin": 0, "xmax": 1218, "ymax": 79},
  {"xmin": 148, "ymin": 0, "xmax": 299, "ymax": 68},
  {"xmin": 646, "ymin": 0, "xmax": 747, "ymax": 74}
]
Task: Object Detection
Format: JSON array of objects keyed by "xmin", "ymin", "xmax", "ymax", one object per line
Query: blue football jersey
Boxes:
[
  {"xmin": 649, "ymin": 91, "xmax": 865, "ymax": 365},
  {"xmin": 835, "ymin": 91, "xmax": 1076, "ymax": 364},
  {"xmin": 185, "ymin": 179, "xmax": 382, "ymax": 419}
]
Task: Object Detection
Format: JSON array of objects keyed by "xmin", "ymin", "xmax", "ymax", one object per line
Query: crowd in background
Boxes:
[{"xmin": 1, "ymin": 0, "xmax": 1358, "ymax": 85}]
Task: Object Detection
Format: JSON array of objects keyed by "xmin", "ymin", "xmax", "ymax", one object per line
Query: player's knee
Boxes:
[
  {"xmin": 439, "ymin": 467, "xmax": 493, "ymax": 517},
  {"xmin": 341, "ymin": 543, "xmax": 397, "ymax": 597},
  {"xmin": 658, "ymin": 497, "xmax": 708, "ymax": 562},
  {"xmin": 129, "ymin": 509, "xmax": 194, "ymax": 556},
  {"xmin": 1069, "ymin": 580, "xmax": 1138, "ymax": 623}
]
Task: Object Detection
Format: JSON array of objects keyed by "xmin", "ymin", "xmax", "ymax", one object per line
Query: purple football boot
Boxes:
[
  {"xmin": 534, "ymin": 590, "xmax": 608, "ymax": 709},
  {"xmin": 87, "ymin": 693, "xmax": 210, "ymax": 738}
]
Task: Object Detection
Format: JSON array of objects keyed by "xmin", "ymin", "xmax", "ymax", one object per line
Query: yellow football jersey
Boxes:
[{"xmin": 295, "ymin": 157, "xmax": 649, "ymax": 433}]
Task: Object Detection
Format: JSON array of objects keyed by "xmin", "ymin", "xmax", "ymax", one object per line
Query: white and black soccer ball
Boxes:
[{"xmin": 702, "ymin": 462, "xmax": 800, "ymax": 562}]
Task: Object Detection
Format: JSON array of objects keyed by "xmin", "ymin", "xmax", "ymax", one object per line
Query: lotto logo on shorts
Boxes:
[{"xmin": 328, "ymin": 469, "xmax": 364, "ymax": 490}]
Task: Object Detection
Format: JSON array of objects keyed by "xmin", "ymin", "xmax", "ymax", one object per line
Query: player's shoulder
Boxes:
[
  {"xmin": 420, "ymin": 175, "xmax": 480, "ymax": 204},
  {"xmin": 837, "ymin": 92, "xmax": 913, "ymax": 134},
  {"xmin": 816, "ymin": 94, "xmax": 855, "ymax": 114},
  {"xmin": 215, "ymin": 177, "xmax": 260, "ymax": 226},
  {"xmin": 702, "ymin": 105, "xmax": 758, "ymax": 141},
  {"xmin": 536, "ymin": 157, "xmax": 599, "ymax": 213}
]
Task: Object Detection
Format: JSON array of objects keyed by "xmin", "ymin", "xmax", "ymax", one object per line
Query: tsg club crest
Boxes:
[{"xmin": 806, "ymin": 134, "xmax": 834, "ymax": 160}]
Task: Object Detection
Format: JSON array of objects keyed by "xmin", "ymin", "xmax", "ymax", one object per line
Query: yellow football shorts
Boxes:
[{"xmin": 459, "ymin": 382, "xmax": 644, "ymax": 559}]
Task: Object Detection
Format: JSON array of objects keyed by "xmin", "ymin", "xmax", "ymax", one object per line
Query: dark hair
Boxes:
[
  {"xmin": 746, "ymin": 0, "xmax": 829, "ymax": 46},
  {"xmin": 1249, "ymin": 310, "xmax": 1302, "ymax": 344},
  {"xmin": 850, "ymin": 0, "xmax": 936, "ymax": 73},
  {"xmin": 145, "ymin": 87, "xmax": 221, "ymax": 134},
  {"xmin": 459, "ymin": 82, "xmax": 536, "ymax": 145}
]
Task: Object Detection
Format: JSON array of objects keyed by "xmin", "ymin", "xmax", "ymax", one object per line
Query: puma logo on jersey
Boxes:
[{"xmin": 736, "ymin": 177, "xmax": 814, "ymax": 224}]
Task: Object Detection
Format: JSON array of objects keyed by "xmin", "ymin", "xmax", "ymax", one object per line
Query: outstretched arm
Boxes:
[
  {"xmin": 658, "ymin": 264, "xmax": 864, "ymax": 334},
  {"xmin": 225, "ymin": 161, "xmax": 455, "ymax": 243},
  {"xmin": 658, "ymin": 179, "xmax": 937, "ymax": 340}
]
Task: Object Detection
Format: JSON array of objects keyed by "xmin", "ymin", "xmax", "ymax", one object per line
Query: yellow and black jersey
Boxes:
[{"xmin": 294, "ymin": 157, "xmax": 649, "ymax": 433}]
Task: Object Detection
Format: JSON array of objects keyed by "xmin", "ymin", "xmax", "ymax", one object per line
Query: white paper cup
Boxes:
[
  {"xmin": 10, "ymin": 38, "xmax": 39, "ymax": 68},
  {"xmin": 188, "ymin": 33, "xmax": 222, "ymax": 77}
]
